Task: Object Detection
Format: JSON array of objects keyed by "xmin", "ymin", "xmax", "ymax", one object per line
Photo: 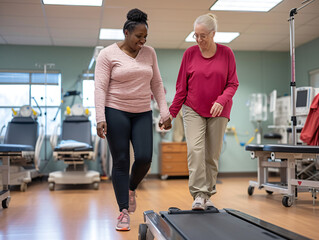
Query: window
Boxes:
[
  {"xmin": 0, "ymin": 85, "xmax": 30, "ymax": 106},
  {"xmin": 0, "ymin": 71, "xmax": 61, "ymax": 136},
  {"xmin": 82, "ymin": 79, "xmax": 96, "ymax": 135}
]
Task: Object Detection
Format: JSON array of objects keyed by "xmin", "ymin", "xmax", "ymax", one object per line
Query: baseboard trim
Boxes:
[
  {"xmin": 146, "ymin": 172, "xmax": 259, "ymax": 179},
  {"xmin": 218, "ymin": 172, "xmax": 257, "ymax": 178}
]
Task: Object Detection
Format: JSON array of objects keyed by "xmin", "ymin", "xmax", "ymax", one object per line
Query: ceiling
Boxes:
[{"xmin": 0, "ymin": 0, "xmax": 319, "ymax": 51}]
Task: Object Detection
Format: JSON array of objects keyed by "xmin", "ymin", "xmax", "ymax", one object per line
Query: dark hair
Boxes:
[{"xmin": 123, "ymin": 8, "xmax": 148, "ymax": 34}]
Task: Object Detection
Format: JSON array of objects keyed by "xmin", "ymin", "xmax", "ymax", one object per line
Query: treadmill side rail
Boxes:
[{"xmin": 143, "ymin": 210, "xmax": 185, "ymax": 240}]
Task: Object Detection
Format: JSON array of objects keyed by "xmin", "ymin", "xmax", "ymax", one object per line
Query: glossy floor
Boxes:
[{"xmin": 0, "ymin": 177, "xmax": 318, "ymax": 240}]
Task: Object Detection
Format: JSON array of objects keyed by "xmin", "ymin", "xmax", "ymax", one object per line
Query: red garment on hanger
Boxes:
[{"xmin": 300, "ymin": 94, "xmax": 319, "ymax": 145}]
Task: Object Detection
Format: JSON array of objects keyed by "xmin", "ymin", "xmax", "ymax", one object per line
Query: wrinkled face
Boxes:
[
  {"xmin": 125, "ymin": 24, "xmax": 148, "ymax": 51},
  {"xmin": 194, "ymin": 24, "xmax": 215, "ymax": 51}
]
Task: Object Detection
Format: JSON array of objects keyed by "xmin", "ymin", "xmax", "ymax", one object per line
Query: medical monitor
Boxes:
[{"xmin": 295, "ymin": 87, "xmax": 314, "ymax": 116}]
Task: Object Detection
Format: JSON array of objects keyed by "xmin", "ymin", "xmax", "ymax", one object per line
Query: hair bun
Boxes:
[
  {"xmin": 127, "ymin": 8, "xmax": 148, "ymax": 23},
  {"xmin": 207, "ymin": 13, "xmax": 217, "ymax": 20}
]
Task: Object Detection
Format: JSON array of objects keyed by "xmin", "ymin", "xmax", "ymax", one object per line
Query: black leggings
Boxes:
[{"xmin": 105, "ymin": 107, "xmax": 153, "ymax": 211}]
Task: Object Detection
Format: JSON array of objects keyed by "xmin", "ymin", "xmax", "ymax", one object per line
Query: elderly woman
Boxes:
[{"xmin": 169, "ymin": 13, "xmax": 239, "ymax": 210}]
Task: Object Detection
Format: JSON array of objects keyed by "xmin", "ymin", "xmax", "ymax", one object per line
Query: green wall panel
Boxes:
[
  {"xmin": 1, "ymin": 37, "xmax": 318, "ymax": 174},
  {"xmin": 295, "ymin": 37, "xmax": 319, "ymax": 87}
]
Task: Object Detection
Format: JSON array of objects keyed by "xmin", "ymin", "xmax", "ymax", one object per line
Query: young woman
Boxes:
[{"xmin": 94, "ymin": 8, "xmax": 171, "ymax": 231}]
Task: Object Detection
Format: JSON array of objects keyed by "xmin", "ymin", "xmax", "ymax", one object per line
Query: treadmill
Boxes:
[{"xmin": 139, "ymin": 207, "xmax": 310, "ymax": 240}]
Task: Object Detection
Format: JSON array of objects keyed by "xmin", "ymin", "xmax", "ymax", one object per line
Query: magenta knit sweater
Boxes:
[{"xmin": 94, "ymin": 43, "xmax": 170, "ymax": 123}]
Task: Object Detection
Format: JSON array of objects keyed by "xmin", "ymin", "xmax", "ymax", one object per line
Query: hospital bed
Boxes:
[
  {"xmin": 246, "ymin": 144, "xmax": 319, "ymax": 207},
  {"xmin": 0, "ymin": 106, "xmax": 43, "ymax": 192},
  {"xmin": 139, "ymin": 207, "xmax": 310, "ymax": 240},
  {"xmin": 49, "ymin": 105, "xmax": 100, "ymax": 190}
]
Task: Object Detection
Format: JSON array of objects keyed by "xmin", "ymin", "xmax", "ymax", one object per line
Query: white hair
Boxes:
[{"xmin": 194, "ymin": 13, "xmax": 218, "ymax": 32}]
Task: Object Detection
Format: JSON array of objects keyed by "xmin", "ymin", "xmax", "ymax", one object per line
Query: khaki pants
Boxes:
[
  {"xmin": 182, "ymin": 105, "xmax": 228, "ymax": 200},
  {"xmin": 172, "ymin": 110, "xmax": 184, "ymax": 142}
]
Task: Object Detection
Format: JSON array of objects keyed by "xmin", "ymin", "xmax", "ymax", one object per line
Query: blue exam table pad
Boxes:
[
  {"xmin": 0, "ymin": 144, "xmax": 34, "ymax": 152},
  {"xmin": 245, "ymin": 144, "xmax": 319, "ymax": 154},
  {"xmin": 245, "ymin": 144, "xmax": 264, "ymax": 151}
]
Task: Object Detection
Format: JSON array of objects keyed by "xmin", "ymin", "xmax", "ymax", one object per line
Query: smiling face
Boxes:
[
  {"xmin": 124, "ymin": 23, "xmax": 148, "ymax": 52},
  {"xmin": 194, "ymin": 23, "xmax": 215, "ymax": 52}
]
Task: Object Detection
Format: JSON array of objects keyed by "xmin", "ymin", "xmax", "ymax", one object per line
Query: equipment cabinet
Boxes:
[{"xmin": 159, "ymin": 142, "xmax": 188, "ymax": 179}]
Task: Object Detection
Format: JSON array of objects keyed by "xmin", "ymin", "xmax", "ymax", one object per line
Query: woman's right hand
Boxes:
[{"xmin": 97, "ymin": 121, "xmax": 107, "ymax": 139}]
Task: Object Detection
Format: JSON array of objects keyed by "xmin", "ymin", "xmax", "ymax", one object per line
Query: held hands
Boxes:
[
  {"xmin": 159, "ymin": 115, "xmax": 173, "ymax": 130},
  {"xmin": 210, "ymin": 102, "xmax": 223, "ymax": 117},
  {"xmin": 97, "ymin": 121, "xmax": 107, "ymax": 139}
]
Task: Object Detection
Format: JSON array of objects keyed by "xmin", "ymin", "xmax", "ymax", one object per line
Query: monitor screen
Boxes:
[{"xmin": 296, "ymin": 90, "xmax": 308, "ymax": 107}]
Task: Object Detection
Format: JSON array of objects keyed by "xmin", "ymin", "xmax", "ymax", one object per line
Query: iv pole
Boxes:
[
  {"xmin": 36, "ymin": 63, "xmax": 55, "ymax": 161},
  {"xmin": 288, "ymin": 0, "xmax": 316, "ymax": 145}
]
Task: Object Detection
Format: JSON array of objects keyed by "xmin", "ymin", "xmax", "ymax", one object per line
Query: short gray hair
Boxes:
[{"xmin": 194, "ymin": 13, "xmax": 218, "ymax": 32}]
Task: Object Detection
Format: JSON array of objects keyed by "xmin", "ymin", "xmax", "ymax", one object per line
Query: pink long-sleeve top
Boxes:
[
  {"xmin": 169, "ymin": 44, "xmax": 239, "ymax": 119},
  {"xmin": 94, "ymin": 43, "xmax": 170, "ymax": 123}
]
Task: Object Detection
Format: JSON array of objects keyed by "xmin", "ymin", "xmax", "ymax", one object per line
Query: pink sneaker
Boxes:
[
  {"xmin": 128, "ymin": 190, "xmax": 136, "ymax": 214},
  {"xmin": 116, "ymin": 209, "xmax": 130, "ymax": 231}
]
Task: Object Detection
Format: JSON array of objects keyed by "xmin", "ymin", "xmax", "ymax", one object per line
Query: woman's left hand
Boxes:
[
  {"xmin": 159, "ymin": 116, "xmax": 172, "ymax": 130},
  {"xmin": 210, "ymin": 102, "xmax": 223, "ymax": 117}
]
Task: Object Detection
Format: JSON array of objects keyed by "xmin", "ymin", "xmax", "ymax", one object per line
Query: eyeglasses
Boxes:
[{"xmin": 193, "ymin": 31, "xmax": 212, "ymax": 40}]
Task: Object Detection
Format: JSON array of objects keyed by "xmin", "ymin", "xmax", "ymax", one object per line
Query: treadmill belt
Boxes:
[{"xmin": 161, "ymin": 210, "xmax": 288, "ymax": 240}]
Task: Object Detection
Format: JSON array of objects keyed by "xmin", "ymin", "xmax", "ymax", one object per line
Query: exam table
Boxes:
[
  {"xmin": 0, "ymin": 110, "xmax": 43, "ymax": 192},
  {"xmin": 0, "ymin": 144, "xmax": 34, "ymax": 208},
  {"xmin": 49, "ymin": 114, "xmax": 100, "ymax": 190},
  {"xmin": 246, "ymin": 144, "xmax": 319, "ymax": 207}
]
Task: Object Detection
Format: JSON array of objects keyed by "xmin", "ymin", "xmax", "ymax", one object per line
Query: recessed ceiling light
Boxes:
[
  {"xmin": 42, "ymin": 0, "xmax": 103, "ymax": 6},
  {"xmin": 185, "ymin": 31, "xmax": 239, "ymax": 43},
  {"xmin": 99, "ymin": 29, "xmax": 124, "ymax": 40},
  {"xmin": 210, "ymin": 0, "xmax": 283, "ymax": 12}
]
